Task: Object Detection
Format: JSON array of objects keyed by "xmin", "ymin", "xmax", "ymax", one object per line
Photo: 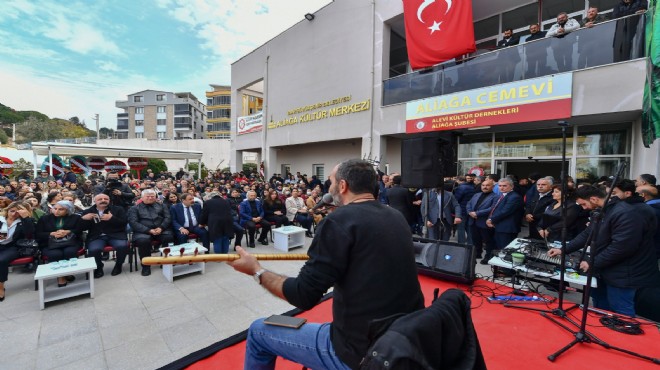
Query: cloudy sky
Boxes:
[{"xmin": 0, "ymin": 0, "xmax": 331, "ymax": 129}]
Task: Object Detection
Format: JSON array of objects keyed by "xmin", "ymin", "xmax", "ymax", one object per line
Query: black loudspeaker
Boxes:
[
  {"xmin": 413, "ymin": 237, "xmax": 475, "ymax": 285},
  {"xmin": 401, "ymin": 135, "xmax": 456, "ymax": 188}
]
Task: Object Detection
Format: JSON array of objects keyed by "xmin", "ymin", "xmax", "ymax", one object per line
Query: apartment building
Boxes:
[{"xmin": 116, "ymin": 90, "xmax": 206, "ymax": 140}]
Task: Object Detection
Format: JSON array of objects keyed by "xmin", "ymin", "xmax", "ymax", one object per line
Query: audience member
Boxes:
[
  {"xmin": 199, "ymin": 192, "xmax": 235, "ymax": 253},
  {"xmin": 285, "ymin": 189, "xmax": 313, "ymax": 237},
  {"xmin": 0, "ymin": 201, "xmax": 36, "ymax": 301},
  {"xmin": 171, "ymin": 193, "xmax": 210, "ymax": 251},
  {"xmin": 80, "ymin": 193, "xmax": 129, "ymax": 277},
  {"xmin": 239, "ymin": 190, "xmax": 272, "ymax": 247},
  {"xmin": 128, "ymin": 189, "xmax": 174, "ymax": 276}
]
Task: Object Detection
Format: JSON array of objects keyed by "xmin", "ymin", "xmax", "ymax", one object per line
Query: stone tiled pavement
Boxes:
[{"xmin": 0, "ymin": 228, "xmax": 578, "ymax": 369}]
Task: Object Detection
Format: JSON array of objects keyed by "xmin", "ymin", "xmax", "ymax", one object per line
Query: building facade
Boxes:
[
  {"xmin": 116, "ymin": 90, "xmax": 206, "ymax": 140},
  {"xmin": 205, "ymin": 85, "xmax": 231, "ymax": 139},
  {"xmin": 230, "ymin": 0, "xmax": 659, "ymax": 182}
]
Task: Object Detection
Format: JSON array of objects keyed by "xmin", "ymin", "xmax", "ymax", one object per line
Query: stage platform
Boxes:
[{"xmin": 184, "ymin": 275, "xmax": 660, "ymax": 370}]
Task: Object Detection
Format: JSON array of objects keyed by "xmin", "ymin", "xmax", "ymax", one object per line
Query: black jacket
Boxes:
[
  {"xmin": 199, "ymin": 196, "xmax": 234, "ymax": 240},
  {"xmin": 567, "ymin": 198, "xmax": 659, "ymax": 288},
  {"xmin": 360, "ymin": 289, "xmax": 487, "ymax": 370},
  {"xmin": 80, "ymin": 205, "xmax": 128, "ymax": 241},
  {"xmin": 36, "ymin": 214, "xmax": 84, "ymax": 248},
  {"xmin": 526, "ymin": 31, "xmax": 546, "ymax": 42},
  {"xmin": 127, "ymin": 202, "xmax": 172, "ymax": 236},
  {"xmin": 613, "ymin": 0, "xmax": 648, "ymax": 18},
  {"xmin": 387, "ymin": 185, "xmax": 415, "ymax": 224},
  {"xmin": 525, "ymin": 192, "xmax": 555, "ymax": 221},
  {"xmin": 0, "ymin": 217, "xmax": 36, "ymax": 250}
]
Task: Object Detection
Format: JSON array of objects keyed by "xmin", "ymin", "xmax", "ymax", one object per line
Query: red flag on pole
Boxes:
[{"xmin": 403, "ymin": 0, "xmax": 476, "ymax": 70}]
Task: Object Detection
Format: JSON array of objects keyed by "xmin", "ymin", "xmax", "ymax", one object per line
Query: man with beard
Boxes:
[
  {"xmin": 80, "ymin": 193, "xmax": 129, "ymax": 277},
  {"xmin": 549, "ymin": 185, "xmax": 659, "ymax": 316},
  {"xmin": 546, "ymin": 12, "xmax": 580, "ymax": 72},
  {"xmin": 228, "ymin": 159, "xmax": 424, "ymax": 369}
]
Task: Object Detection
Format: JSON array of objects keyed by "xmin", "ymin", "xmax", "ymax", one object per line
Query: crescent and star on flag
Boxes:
[{"xmin": 416, "ymin": 0, "xmax": 452, "ymax": 35}]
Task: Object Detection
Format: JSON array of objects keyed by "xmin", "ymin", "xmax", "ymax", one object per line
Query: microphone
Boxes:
[{"xmin": 311, "ymin": 193, "xmax": 334, "ymax": 212}]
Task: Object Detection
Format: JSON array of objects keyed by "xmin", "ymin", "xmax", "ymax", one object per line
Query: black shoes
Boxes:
[
  {"xmin": 480, "ymin": 254, "xmax": 492, "ymax": 265},
  {"xmin": 248, "ymin": 242, "xmax": 256, "ymax": 248},
  {"xmin": 258, "ymin": 238, "xmax": 268, "ymax": 246},
  {"xmin": 111, "ymin": 264, "xmax": 122, "ymax": 276},
  {"xmin": 305, "ymin": 231, "xmax": 313, "ymax": 238},
  {"xmin": 94, "ymin": 269, "xmax": 104, "ymax": 279},
  {"xmin": 141, "ymin": 266, "xmax": 151, "ymax": 276}
]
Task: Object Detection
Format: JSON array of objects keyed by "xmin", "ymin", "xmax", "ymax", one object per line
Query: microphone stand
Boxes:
[
  {"xmin": 544, "ymin": 161, "xmax": 659, "ymax": 364},
  {"xmin": 504, "ymin": 122, "xmax": 578, "ymax": 317}
]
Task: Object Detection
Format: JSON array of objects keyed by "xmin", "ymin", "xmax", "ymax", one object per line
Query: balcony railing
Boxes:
[
  {"xmin": 383, "ymin": 13, "xmax": 646, "ymax": 106},
  {"xmin": 116, "ymin": 125, "xmax": 128, "ymax": 131},
  {"xmin": 117, "ymin": 113, "xmax": 128, "ymax": 118},
  {"xmin": 174, "ymin": 124, "xmax": 192, "ymax": 130}
]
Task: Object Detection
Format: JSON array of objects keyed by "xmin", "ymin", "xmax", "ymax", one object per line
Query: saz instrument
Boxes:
[{"xmin": 141, "ymin": 253, "xmax": 309, "ymax": 265}]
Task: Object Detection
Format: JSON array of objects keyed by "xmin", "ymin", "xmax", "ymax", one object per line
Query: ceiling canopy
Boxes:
[{"xmin": 31, "ymin": 142, "xmax": 203, "ymax": 160}]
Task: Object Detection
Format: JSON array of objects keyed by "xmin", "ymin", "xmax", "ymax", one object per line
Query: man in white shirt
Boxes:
[{"xmin": 286, "ymin": 189, "xmax": 314, "ymax": 237}]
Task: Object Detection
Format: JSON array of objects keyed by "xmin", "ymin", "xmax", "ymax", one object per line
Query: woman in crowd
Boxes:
[
  {"xmin": 163, "ymin": 192, "xmax": 180, "ymax": 209},
  {"xmin": 46, "ymin": 180, "xmax": 59, "ymax": 192},
  {"xmin": 36, "ymin": 201, "xmax": 83, "ymax": 287},
  {"xmin": 25, "ymin": 197, "xmax": 45, "ymax": 221},
  {"xmin": 263, "ymin": 189, "xmax": 290, "ymax": 228},
  {"xmin": 537, "ymin": 185, "xmax": 581, "ymax": 242},
  {"xmin": 42, "ymin": 191, "xmax": 62, "ymax": 214},
  {"xmin": 0, "ymin": 201, "xmax": 36, "ymax": 301},
  {"xmin": 68, "ymin": 182, "xmax": 84, "ymax": 199}
]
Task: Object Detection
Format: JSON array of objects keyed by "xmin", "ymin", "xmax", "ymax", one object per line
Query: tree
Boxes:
[
  {"xmin": 15, "ymin": 116, "xmax": 59, "ymax": 143},
  {"xmin": 243, "ymin": 163, "xmax": 257, "ymax": 174},
  {"xmin": 187, "ymin": 162, "xmax": 208, "ymax": 180},
  {"xmin": 99, "ymin": 127, "xmax": 115, "ymax": 138},
  {"xmin": 131, "ymin": 158, "xmax": 168, "ymax": 178},
  {"xmin": 0, "ymin": 129, "xmax": 8, "ymax": 144}
]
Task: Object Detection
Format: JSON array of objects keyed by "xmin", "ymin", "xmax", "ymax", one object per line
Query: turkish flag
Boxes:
[{"xmin": 403, "ymin": 0, "xmax": 476, "ymax": 70}]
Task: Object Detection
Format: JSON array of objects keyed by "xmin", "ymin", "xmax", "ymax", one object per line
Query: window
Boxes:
[
  {"xmin": 208, "ymin": 95, "xmax": 231, "ymax": 105},
  {"xmin": 157, "ymin": 132, "xmax": 166, "ymax": 139},
  {"xmin": 156, "ymin": 94, "xmax": 165, "ymax": 101},
  {"xmin": 157, "ymin": 119, "xmax": 166, "ymax": 126},
  {"xmin": 134, "ymin": 96, "xmax": 143, "ymax": 102},
  {"xmin": 312, "ymin": 164, "xmax": 325, "ymax": 182},
  {"xmin": 135, "ymin": 133, "xmax": 144, "ymax": 138},
  {"xmin": 135, "ymin": 107, "xmax": 144, "ymax": 114},
  {"xmin": 135, "ymin": 120, "xmax": 144, "ymax": 126},
  {"xmin": 157, "ymin": 106, "xmax": 166, "ymax": 113}
]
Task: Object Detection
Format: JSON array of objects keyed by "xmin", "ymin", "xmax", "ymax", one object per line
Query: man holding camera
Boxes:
[
  {"xmin": 99, "ymin": 172, "xmax": 136, "ymax": 212},
  {"xmin": 80, "ymin": 193, "xmax": 130, "ymax": 278}
]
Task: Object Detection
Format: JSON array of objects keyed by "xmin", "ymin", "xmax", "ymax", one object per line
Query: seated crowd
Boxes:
[{"xmin": 0, "ymin": 166, "xmax": 329, "ymax": 300}]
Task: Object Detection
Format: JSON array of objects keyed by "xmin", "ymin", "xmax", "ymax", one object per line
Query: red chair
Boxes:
[
  {"xmin": 10, "ymin": 256, "xmax": 39, "ymax": 290},
  {"xmin": 102, "ymin": 244, "xmax": 137, "ymax": 273}
]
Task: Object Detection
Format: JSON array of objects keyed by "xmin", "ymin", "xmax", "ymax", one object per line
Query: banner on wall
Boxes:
[
  {"xmin": 237, "ymin": 112, "xmax": 263, "ymax": 135},
  {"xmin": 405, "ymin": 74, "xmax": 573, "ymax": 133}
]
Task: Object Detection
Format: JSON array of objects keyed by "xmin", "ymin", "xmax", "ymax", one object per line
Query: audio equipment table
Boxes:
[{"xmin": 486, "ymin": 238, "xmax": 597, "ymax": 288}]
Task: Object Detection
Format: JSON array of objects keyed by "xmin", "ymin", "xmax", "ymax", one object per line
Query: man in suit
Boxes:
[
  {"xmin": 524, "ymin": 177, "xmax": 554, "ymax": 240},
  {"xmin": 525, "ymin": 23, "xmax": 549, "ymax": 78},
  {"xmin": 466, "ymin": 179, "xmax": 498, "ymax": 262},
  {"xmin": 239, "ymin": 190, "xmax": 271, "ymax": 247},
  {"xmin": 80, "ymin": 193, "xmax": 129, "ymax": 277},
  {"xmin": 199, "ymin": 192, "xmax": 235, "ymax": 254},
  {"xmin": 171, "ymin": 193, "xmax": 210, "ymax": 251},
  {"xmin": 421, "ymin": 183, "xmax": 462, "ymax": 241},
  {"xmin": 387, "ymin": 175, "xmax": 415, "ymax": 232},
  {"xmin": 487, "ymin": 178, "xmax": 524, "ymax": 251},
  {"xmin": 496, "ymin": 28, "xmax": 520, "ymax": 82}
]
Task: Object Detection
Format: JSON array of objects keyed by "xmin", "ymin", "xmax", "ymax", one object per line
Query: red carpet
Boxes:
[{"xmin": 187, "ymin": 276, "xmax": 660, "ymax": 370}]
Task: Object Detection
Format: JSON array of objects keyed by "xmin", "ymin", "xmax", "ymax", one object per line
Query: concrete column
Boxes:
[
  {"xmin": 265, "ymin": 147, "xmax": 278, "ymax": 179},
  {"xmin": 231, "ymin": 149, "xmax": 243, "ymax": 173}
]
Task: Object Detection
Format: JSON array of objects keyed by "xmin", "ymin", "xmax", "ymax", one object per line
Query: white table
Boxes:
[
  {"xmin": 159, "ymin": 242, "xmax": 208, "ymax": 282},
  {"xmin": 272, "ymin": 226, "xmax": 305, "ymax": 251},
  {"xmin": 34, "ymin": 257, "xmax": 96, "ymax": 310}
]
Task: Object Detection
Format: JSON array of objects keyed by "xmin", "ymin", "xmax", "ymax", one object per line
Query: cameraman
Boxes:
[{"xmin": 97, "ymin": 172, "xmax": 136, "ymax": 212}]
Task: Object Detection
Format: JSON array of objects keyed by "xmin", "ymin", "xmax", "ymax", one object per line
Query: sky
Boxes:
[{"xmin": 0, "ymin": 0, "xmax": 332, "ymax": 129}]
